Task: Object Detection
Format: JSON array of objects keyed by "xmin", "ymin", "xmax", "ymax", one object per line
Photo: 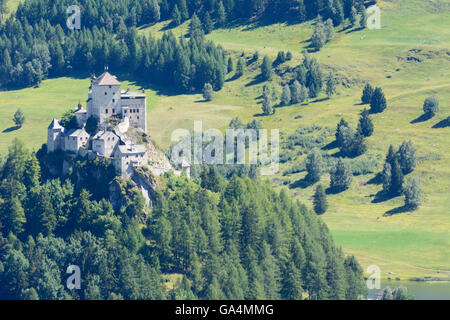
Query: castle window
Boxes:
[
  {"xmin": 105, "ymin": 109, "xmax": 108, "ymax": 114},
  {"xmin": 113, "ymin": 99, "xmax": 115, "ymax": 103},
  {"xmin": 112, "ymin": 109, "xmax": 115, "ymax": 113},
  {"xmin": 109, "ymin": 86, "xmax": 111, "ymax": 89},
  {"xmin": 105, "ymin": 92, "xmax": 107, "ymax": 95},
  {"xmin": 124, "ymin": 110, "xmax": 127, "ymax": 113},
  {"xmin": 137, "ymin": 116, "xmax": 139, "ymax": 119}
]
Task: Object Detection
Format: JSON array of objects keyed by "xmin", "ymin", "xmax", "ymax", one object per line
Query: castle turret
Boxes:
[{"xmin": 47, "ymin": 118, "xmax": 64, "ymax": 153}]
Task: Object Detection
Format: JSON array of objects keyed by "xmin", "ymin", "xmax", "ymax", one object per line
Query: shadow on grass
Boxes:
[
  {"xmin": 384, "ymin": 205, "xmax": 411, "ymax": 216},
  {"xmin": 326, "ymin": 186, "xmax": 348, "ymax": 195},
  {"xmin": 432, "ymin": 118, "xmax": 449, "ymax": 128},
  {"xmin": 289, "ymin": 177, "xmax": 314, "ymax": 189},
  {"xmin": 371, "ymin": 190, "xmax": 399, "ymax": 204},
  {"xmin": 2, "ymin": 126, "xmax": 21, "ymax": 133},
  {"xmin": 322, "ymin": 140, "xmax": 338, "ymax": 151},
  {"xmin": 367, "ymin": 172, "xmax": 382, "ymax": 185},
  {"xmin": 245, "ymin": 74, "xmax": 265, "ymax": 87},
  {"xmin": 411, "ymin": 113, "xmax": 433, "ymax": 124}
]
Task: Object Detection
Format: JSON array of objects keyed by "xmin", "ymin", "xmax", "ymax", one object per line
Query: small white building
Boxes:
[
  {"xmin": 114, "ymin": 144, "xmax": 148, "ymax": 177},
  {"xmin": 64, "ymin": 128, "xmax": 90, "ymax": 153},
  {"xmin": 47, "ymin": 118, "xmax": 65, "ymax": 153},
  {"xmin": 92, "ymin": 130, "xmax": 119, "ymax": 157}
]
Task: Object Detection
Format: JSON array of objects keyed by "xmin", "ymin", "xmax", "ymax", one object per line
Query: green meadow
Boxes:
[{"xmin": 0, "ymin": 0, "xmax": 449, "ymax": 279}]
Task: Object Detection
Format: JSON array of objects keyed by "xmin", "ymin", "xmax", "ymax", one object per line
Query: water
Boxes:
[{"xmin": 367, "ymin": 280, "xmax": 450, "ymax": 300}]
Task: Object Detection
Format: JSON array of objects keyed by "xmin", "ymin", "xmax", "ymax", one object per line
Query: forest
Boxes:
[{"xmin": 0, "ymin": 139, "xmax": 366, "ymax": 299}]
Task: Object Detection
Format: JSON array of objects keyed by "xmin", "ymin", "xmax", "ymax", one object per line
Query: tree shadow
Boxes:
[
  {"xmin": 289, "ymin": 177, "xmax": 314, "ymax": 189},
  {"xmin": 322, "ymin": 140, "xmax": 338, "ymax": 151},
  {"xmin": 366, "ymin": 172, "xmax": 382, "ymax": 185},
  {"xmin": 310, "ymin": 97, "xmax": 329, "ymax": 104},
  {"xmin": 384, "ymin": 205, "xmax": 410, "ymax": 216},
  {"xmin": 371, "ymin": 190, "xmax": 398, "ymax": 204},
  {"xmin": 326, "ymin": 186, "xmax": 347, "ymax": 195},
  {"xmin": 432, "ymin": 118, "xmax": 449, "ymax": 128},
  {"xmin": 410, "ymin": 113, "xmax": 433, "ymax": 124},
  {"xmin": 2, "ymin": 126, "xmax": 21, "ymax": 133},
  {"xmin": 245, "ymin": 74, "xmax": 264, "ymax": 87}
]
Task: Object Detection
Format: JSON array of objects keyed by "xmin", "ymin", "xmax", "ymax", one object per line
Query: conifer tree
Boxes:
[
  {"xmin": 398, "ymin": 140, "xmax": 416, "ymax": 174},
  {"xmin": 202, "ymin": 83, "xmax": 214, "ymax": 101},
  {"xmin": 325, "ymin": 72, "xmax": 337, "ymax": 97},
  {"xmin": 281, "ymin": 84, "xmax": 291, "ymax": 106},
  {"xmin": 290, "ymin": 80, "xmax": 302, "ymax": 104},
  {"xmin": 235, "ymin": 57, "xmax": 244, "ymax": 78},
  {"xmin": 361, "ymin": 83, "xmax": 374, "ymax": 104},
  {"xmin": 261, "ymin": 55, "xmax": 272, "ymax": 81},
  {"xmin": 306, "ymin": 148, "xmax": 323, "ymax": 183},
  {"xmin": 423, "ymin": 96, "xmax": 439, "ymax": 117},
  {"xmin": 330, "ymin": 158, "xmax": 353, "ymax": 192},
  {"xmin": 402, "ymin": 177, "xmax": 421, "ymax": 210},
  {"xmin": 370, "ymin": 87, "xmax": 387, "ymax": 113},
  {"xmin": 313, "ymin": 184, "xmax": 327, "ymax": 214},
  {"xmin": 357, "ymin": 108, "xmax": 374, "ymax": 137}
]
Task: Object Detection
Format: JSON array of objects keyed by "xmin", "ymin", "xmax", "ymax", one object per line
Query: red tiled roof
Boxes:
[{"xmin": 93, "ymin": 72, "xmax": 121, "ymax": 86}]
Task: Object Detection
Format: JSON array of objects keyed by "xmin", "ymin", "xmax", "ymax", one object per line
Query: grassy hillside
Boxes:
[{"xmin": 0, "ymin": 0, "xmax": 448, "ymax": 279}]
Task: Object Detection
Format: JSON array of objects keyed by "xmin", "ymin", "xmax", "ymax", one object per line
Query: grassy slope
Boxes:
[{"xmin": 0, "ymin": 0, "xmax": 448, "ymax": 279}]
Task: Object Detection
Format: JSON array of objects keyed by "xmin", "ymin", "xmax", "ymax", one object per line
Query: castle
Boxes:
[{"xmin": 47, "ymin": 71, "xmax": 149, "ymax": 178}]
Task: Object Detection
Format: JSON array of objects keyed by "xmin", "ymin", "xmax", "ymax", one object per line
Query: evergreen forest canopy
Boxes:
[
  {"xmin": 0, "ymin": 139, "xmax": 366, "ymax": 300},
  {"xmin": 0, "ymin": 0, "xmax": 374, "ymax": 90}
]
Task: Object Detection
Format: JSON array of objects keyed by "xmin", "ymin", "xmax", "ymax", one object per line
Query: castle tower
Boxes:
[
  {"xmin": 47, "ymin": 118, "xmax": 64, "ymax": 153},
  {"xmin": 87, "ymin": 70, "xmax": 121, "ymax": 123}
]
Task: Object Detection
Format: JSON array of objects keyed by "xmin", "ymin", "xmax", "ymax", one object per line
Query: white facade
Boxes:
[
  {"xmin": 86, "ymin": 72, "xmax": 146, "ymax": 132},
  {"xmin": 64, "ymin": 128, "xmax": 90, "ymax": 153},
  {"xmin": 92, "ymin": 130, "xmax": 119, "ymax": 157},
  {"xmin": 114, "ymin": 145, "xmax": 148, "ymax": 177}
]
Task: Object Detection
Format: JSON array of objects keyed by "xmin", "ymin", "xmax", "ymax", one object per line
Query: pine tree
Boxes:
[
  {"xmin": 402, "ymin": 177, "xmax": 421, "ymax": 210},
  {"xmin": 235, "ymin": 58, "xmax": 244, "ymax": 78},
  {"xmin": 311, "ymin": 19, "xmax": 326, "ymax": 51},
  {"xmin": 216, "ymin": 1, "xmax": 227, "ymax": 27},
  {"xmin": 389, "ymin": 159, "xmax": 404, "ymax": 196},
  {"xmin": 370, "ymin": 87, "xmax": 387, "ymax": 113},
  {"xmin": 349, "ymin": 6, "xmax": 358, "ymax": 28},
  {"xmin": 423, "ymin": 96, "xmax": 439, "ymax": 117},
  {"xmin": 189, "ymin": 13, "xmax": 204, "ymax": 40},
  {"xmin": 290, "ymin": 80, "xmax": 302, "ymax": 104},
  {"xmin": 5, "ymin": 197, "xmax": 26, "ymax": 234},
  {"xmin": 227, "ymin": 57, "xmax": 233, "ymax": 73},
  {"xmin": 313, "ymin": 184, "xmax": 328, "ymax": 214},
  {"xmin": 261, "ymin": 55, "xmax": 272, "ymax": 81},
  {"xmin": 359, "ymin": 8, "xmax": 367, "ymax": 29},
  {"xmin": 299, "ymin": 85, "xmax": 309, "ymax": 104},
  {"xmin": 306, "ymin": 148, "xmax": 323, "ymax": 183},
  {"xmin": 330, "ymin": 158, "xmax": 353, "ymax": 192},
  {"xmin": 172, "ymin": 5, "xmax": 182, "ymax": 26},
  {"xmin": 324, "ymin": 19, "xmax": 334, "ymax": 41},
  {"xmin": 13, "ymin": 108, "xmax": 25, "ymax": 127},
  {"xmin": 178, "ymin": 0, "xmax": 189, "ymax": 20},
  {"xmin": 398, "ymin": 140, "xmax": 416, "ymax": 174},
  {"xmin": 202, "ymin": 83, "xmax": 214, "ymax": 101},
  {"xmin": 281, "ymin": 84, "xmax": 291, "ymax": 106},
  {"xmin": 262, "ymin": 91, "xmax": 273, "ymax": 115},
  {"xmin": 202, "ymin": 11, "xmax": 214, "ymax": 34},
  {"xmin": 357, "ymin": 108, "xmax": 374, "ymax": 137},
  {"xmin": 325, "ymin": 72, "xmax": 337, "ymax": 97},
  {"xmin": 361, "ymin": 83, "xmax": 374, "ymax": 104}
]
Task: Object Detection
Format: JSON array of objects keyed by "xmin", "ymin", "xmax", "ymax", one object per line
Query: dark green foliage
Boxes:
[
  {"xmin": 381, "ymin": 286, "xmax": 415, "ymax": 300},
  {"xmin": 13, "ymin": 109, "xmax": 25, "ymax": 127},
  {"xmin": 330, "ymin": 158, "xmax": 352, "ymax": 192},
  {"xmin": 361, "ymin": 83, "xmax": 374, "ymax": 104},
  {"xmin": 313, "ymin": 184, "xmax": 327, "ymax": 214},
  {"xmin": 281, "ymin": 84, "xmax": 291, "ymax": 106},
  {"xmin": 357, "ymin": 108, "xmax": 374, "ymax": 137},
  {"xmin": 370, "ymin": 87, "xmax": 387, "ymax": 113},
  {"xmin": 398, "ymin": 140, "xmax": 416, "ymax": 174},
  {"xmin": 402, "ymin": 177, "xmax": 421, "ymax": 210},
  {"xmin": 335, "ymin": 120, "xmax": 367, "ymax": 157},
  {"xmin": 261, "ymin": 55, "xmax": 273, "ymax": 81},
  {"xmin": 423, "ymin": 96, "xmax": 439, "ymax": 117},
  {"xmin": 227, "ymin": 57, "xmax": 233, "ymax": 73},
  {"xmin": 202, "ymin": 83, "xmax": 214, "ymax": 101},
  {"xmin": 305, "ymin": 148, "xmax": 323, "ymax": 183},
  {"xmin": 235, "ymin": 58, "xmax": 244, "ymax": 78},
  {"xmin": 59, "ymin": 110, "xmax": 79, "ymax": 131},
  {"xmin": 85, "ymin": 116, "xmax": 98, "ymax": 135},
  {"xmin": 325, "ymin": 72, "xmax": 337, "ymax": 97}
]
